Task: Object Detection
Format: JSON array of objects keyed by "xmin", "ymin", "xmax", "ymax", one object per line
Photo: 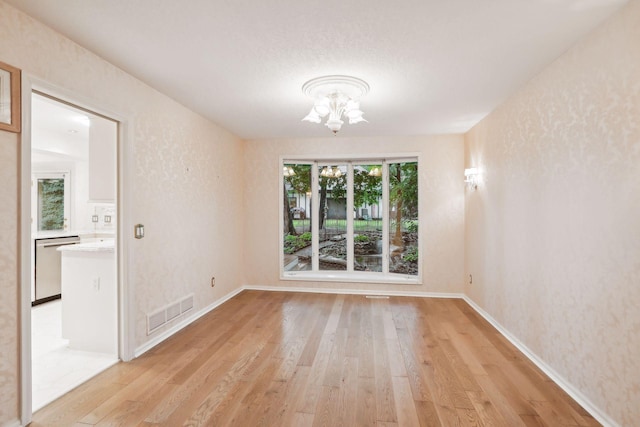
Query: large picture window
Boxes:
[{"xmin": 281, "ymin": 157, "xmax": 420, "ymax": 283}]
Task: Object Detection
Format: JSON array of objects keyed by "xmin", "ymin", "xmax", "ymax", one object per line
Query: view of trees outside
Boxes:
[
  {"xmin": 388, "ymin": 161, "xmax": 418, "ymax": 275},
  {"xmin": 283, "ymin": 164, "xmax": 313, "ymax": 271},
  {"xmin": 37, "ymin": 178, "xmax": 65, "ymax": 231},
  {"xmin": 353, "ymin": 164, "xmax": 382, "ymax": 272},
  {"xmin": 318, "ymin": 164, "xmax": 347, "ymax": 271},
  {"xmin": 283, "ymin": 160, "xmax": 418, "ymax": 276}
]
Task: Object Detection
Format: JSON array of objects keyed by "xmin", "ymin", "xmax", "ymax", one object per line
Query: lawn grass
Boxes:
[{"xmin": 292, "ymin": 219, "xmax": 416, "ymax": 231}]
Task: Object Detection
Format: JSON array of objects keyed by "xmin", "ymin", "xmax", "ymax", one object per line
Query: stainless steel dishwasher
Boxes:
[{"xmin": 34, "ymin": 235, "xmax": 80, "ymax": 305}]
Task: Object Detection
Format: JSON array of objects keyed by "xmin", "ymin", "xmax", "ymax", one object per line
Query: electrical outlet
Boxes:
[
  {"xmin": 211, "ymin": 277, "xmax": 215, "ymax": 287},
  {"xmin": 92, "ymin": 277, "xmax": 100, "ymax": 291}
]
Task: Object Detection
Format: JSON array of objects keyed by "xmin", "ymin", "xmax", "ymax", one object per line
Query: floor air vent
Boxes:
[
  {"xmin": 166, "ymin": 302, "xmax": 181, "ymax": 322},
  {"xmin": 180, "ymin": 295, "xmax": 194, "ymax": 313},
  {"xmin": 147, "ymin": 293, "xmax": 195, "ymax": 335}
]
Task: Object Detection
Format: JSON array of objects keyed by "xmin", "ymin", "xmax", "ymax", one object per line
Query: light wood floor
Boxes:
[{"xmin": 31, "ymin": 290, "xmax": 600, "ymax": 426}]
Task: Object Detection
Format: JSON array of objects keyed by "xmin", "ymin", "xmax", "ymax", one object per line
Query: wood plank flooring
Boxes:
[{"xmin": 31, "ymin": 290, "xmax": 600, "ymax": 426}]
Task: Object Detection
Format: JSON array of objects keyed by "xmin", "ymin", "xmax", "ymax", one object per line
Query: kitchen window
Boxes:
[
  {"xmin": 281, "ymin": 157, "xmax": 420, "ymax": 284},
  {"xmin": 33, "ymin": 172, "xmax": 71, "ymax": 232}
]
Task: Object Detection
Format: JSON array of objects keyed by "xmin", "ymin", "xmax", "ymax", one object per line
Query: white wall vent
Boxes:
[
  {"xmin": 166, "ymin": 302, "xmax": 181, "ymax": 322},
  {"xmin": 147, "ymin": 309, "xmax": 166, "ymax": 334},
  {"xmin": 147, "ymin": 293, "xmax": 195, "ymax": 335},
  {"xmin": 181, "ymin": 295, "xmax": 194, "ymax": 314}
]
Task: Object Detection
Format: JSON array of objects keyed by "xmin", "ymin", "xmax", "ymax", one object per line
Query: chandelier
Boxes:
[
  {"xmin": 320, "ymin": 166, "xmax": 343, "ymax": 178},
  {"xmin": 301, "ymin": 75, "xmax": 370, "ymax": 134}
]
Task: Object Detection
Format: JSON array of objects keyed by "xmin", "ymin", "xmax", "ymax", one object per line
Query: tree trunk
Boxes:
[
  {"xmin": 283, "ymin": 184, "xmax": 297, "ymax": 235},
  {"xmin": 319, "ymin": 182, "xmax": 327, "ymax": 231},
  {"xmin": 393, "ymin": 167, "xmax": 403, "ymax": 246}
]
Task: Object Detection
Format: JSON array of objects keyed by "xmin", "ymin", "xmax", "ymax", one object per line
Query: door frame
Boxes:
[{"xmin": 19, "ymin": 75, "xmax": 135, "ymax": 424}]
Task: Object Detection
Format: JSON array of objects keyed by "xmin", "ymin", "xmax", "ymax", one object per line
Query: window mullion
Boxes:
[
  {"xmin": 312, "ymin": 162, "xmax": 320, "ymax": 272},
  {"xmin": 382, "ymin": 160, "xmax": 390, "ymax": 274},
  {"xmin": 346, "ymin": 163, "xmax": 354, "ymax": 272}
]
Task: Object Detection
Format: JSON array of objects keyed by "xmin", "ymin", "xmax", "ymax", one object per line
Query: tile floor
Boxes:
[{"xmin": 32, "ymin": 300, "xmax": 118, "ymax": 411}]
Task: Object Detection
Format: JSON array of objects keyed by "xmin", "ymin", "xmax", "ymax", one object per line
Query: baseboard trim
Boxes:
[
  {"xmin": 134, "ymin": 287, "xmax": 244, "ymax": 358},
  {"xmin": 2, "ymin": 419, "xmax": 21, "ymax": 427},
  {"xmin": 462, "ymin": 295, "xmax": 619, "ymax": 427},
  {"xmin": 242, "ymin": 285, "xmax": 463, "ymax": 299}
]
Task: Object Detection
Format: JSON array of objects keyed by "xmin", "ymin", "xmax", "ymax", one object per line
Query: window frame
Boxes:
[
  {"xmin": 280, "ymin": 154, "xmax": 422, "ymax": 285},
  {"xmin": 31, "ymin": 171, "xmax": 71, "ymax": 234}
]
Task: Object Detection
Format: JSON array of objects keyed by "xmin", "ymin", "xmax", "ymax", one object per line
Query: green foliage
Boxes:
[
  {"xmin": 406, "ymin": 221, "xmax": 418, "ymax": 233},
  {"xmin": 38, "ymin": 178, "xmax": 65, "ymax": 231},
  {"xmin": 354, "ymin": 234, "xmax": 370, "ymax": 243},
  {"xmin": 283, "ymin": 233, "xmax": 311, "ymax": 254},
  {"xmin": 284, "ymin": 164, "xmax": 312, "ymax": 194},
  {"xmin": 389, "ymin": 162, "xmax": 418, "ymax": 219},
  {"xmin": 353, "ymin": 166, "xmax": 382, "ymax": 208},
  {"xmin": 322, "ymin": 170, "xmax": 347, "ymax": 200},
  {"xmin": 403, "ymin": 246, "xmax": 419, "ymax": 262}
]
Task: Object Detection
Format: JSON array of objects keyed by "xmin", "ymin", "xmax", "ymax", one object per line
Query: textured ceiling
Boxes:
[{"xmin": 6, "ymin": 0, "xmax": 627, "ymax": 139}]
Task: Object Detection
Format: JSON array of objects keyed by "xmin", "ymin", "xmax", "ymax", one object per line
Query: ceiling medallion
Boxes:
[{"xmin": 301, "ymin": 75, "xmax": 370, "ymax": 134}]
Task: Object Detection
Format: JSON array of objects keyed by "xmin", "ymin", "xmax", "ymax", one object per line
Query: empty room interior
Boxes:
[{"xmin": 0, "ymin": 1, "xmax": 638, "ymax": 426}]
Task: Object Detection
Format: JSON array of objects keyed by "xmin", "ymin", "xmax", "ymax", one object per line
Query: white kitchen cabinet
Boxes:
[
  {"xmin": 88, "ymin": 118, "xmax": 117, "ymax": 202},
  {"xmin": 59, "ymin": 240, "xmax": 117, "ymax": 355}
]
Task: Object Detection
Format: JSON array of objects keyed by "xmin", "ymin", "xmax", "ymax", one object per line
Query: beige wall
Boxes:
[
  {"xmin": 0, "ymin": 2, "xmax": 245, "ymax": 424},
  {"xmin": 464, "ymin": 2, "xmax": 640, "ymax": 426},
  {"xmin": 0, "ymin": 129, "xmax": 19, "ymax": 424},
  {"xmin": 243, "ymin": 136, "xmax": 465, "ymax": 294}
]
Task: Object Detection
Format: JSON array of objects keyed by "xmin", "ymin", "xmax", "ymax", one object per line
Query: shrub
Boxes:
[
  {"xmin": 406, "ymin": 221, "xmax": 418, "ymax": 233},
  {"xmin": 403, "ymin": 246, "xmax": 418, "ymax": 262},
  {"xmin": 354, "ymin": 234, "xmax": 370, "ymax": 243},
  {"xmin": 300, "ymin": 232, "xmax": 312, "ymax": 242}
]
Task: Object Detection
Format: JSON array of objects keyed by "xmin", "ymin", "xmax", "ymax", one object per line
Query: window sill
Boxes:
[{"xmin": 281, "ymin": 271, "xmax": 422, "ymax": 285}]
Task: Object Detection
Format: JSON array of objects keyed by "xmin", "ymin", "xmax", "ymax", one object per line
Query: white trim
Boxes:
[
  {"xmin": 311, "ymin": 163, "xmax": 319, "ymax": 271},
  {"xmin": 19, "ymin": 72, "xmax": 33, "ymax": 427},
  {"xmin": 381, "ymin": 160, "xmax": 389, "ymax": 273},
  {"xmin": 282, "ymin": 152, "xmax": 422, "ymax": 163},
  {"xmin": 462, "ymin": 295, "xmax": 620, "ymax": 427},
  {"xmin": 281, "ymin": 271, "xmax": 421, "ymax": 285},
  {"xmin": 1, "ymin": 419, "xmax": 21, "ymax": 427},
  {"xmin": 134, "ymin": 287, "xmax": 244, "ymax": 358},
  {"xmin": 346, "ymin": 162, "xmax": 354, "ymax": 273},
  {"xmin": 118, "ymin": 114, "xmax": 136, "ymax": 362},
  {"xmin": 243, "ymin": 285, "xmax": 462, "ymax": 299}
]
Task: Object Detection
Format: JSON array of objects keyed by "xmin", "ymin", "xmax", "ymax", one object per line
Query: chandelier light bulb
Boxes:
[{"xmin": 301, "ymin": 75, "xmax": 370, "ymax": 134}]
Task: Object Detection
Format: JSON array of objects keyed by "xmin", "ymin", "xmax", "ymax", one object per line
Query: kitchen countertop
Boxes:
[
  {"xmin": 33, "ymin": 231, "xmax": 80, "ymax": 240},
  {"xmin": 33, "ymin": 230, "xmax": 115, "ymax": 240},
  {"xmin": 57, "ymin": 239, "xmax": 115, "ymax": 253}
]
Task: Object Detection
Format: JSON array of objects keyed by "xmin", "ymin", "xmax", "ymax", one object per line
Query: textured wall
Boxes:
[
  {"xmin": 464, "ymin": 2, "xmax": 640, "ymax": 425},
  {"xmin": 0, "ymin": 129, "xmax": 19, "ymax": 425},
  {"xmin": 0, "ymin": 2, "xmax": 245, "ymax": 424},
  {"xmin": 243, "ymin": 135, "xmax": 465, "ymax": 294}
]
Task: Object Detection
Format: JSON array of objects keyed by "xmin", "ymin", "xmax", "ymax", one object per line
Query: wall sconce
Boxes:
[{"xmin": 464, "ymin": 168, "xmax": 480, "ymax": 190}]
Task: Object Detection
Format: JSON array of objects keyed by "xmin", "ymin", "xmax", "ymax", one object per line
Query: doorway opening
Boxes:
[{"xmin": 30, "ymin": 92, "xmax": 119, "ymax": 411}]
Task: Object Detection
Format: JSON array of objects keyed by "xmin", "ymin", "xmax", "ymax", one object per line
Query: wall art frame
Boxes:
[{"xmin": 0, "ymin": 60, "xmax": 21, "ymax": 133}]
